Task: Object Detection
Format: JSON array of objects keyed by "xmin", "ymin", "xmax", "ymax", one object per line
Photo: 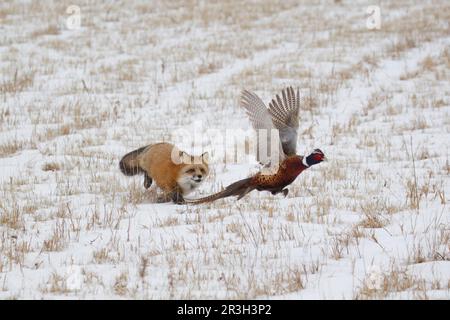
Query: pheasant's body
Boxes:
[{"xmin": 252, "ymin": 156, "xmax": 306, "ymax": 191}]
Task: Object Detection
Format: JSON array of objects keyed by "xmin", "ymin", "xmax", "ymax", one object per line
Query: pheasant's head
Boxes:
[{"xmin": 305, "ymin": 149, "xmax": 326, "ymax": 166}]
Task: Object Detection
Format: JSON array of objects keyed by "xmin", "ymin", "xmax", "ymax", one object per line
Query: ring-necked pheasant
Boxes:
[{"xmin": 186, "ymin": 87, "xmax": 325, "ymax": 204}]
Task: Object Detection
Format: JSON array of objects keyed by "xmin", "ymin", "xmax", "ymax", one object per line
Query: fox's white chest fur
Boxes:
[{"xmin": 177, "ymin": 176, "xmax": 203, "ymax": 195}]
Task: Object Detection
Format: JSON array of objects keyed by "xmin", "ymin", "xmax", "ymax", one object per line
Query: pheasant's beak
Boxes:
[{"xmin": 322, "ymin": 156, "xmax": 328, "ymax": 162}]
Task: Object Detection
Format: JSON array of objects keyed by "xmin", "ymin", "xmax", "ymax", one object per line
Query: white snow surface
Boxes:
[{"xmin": 0, "ymin": 0, "xmax": 449, "ymax": 299}]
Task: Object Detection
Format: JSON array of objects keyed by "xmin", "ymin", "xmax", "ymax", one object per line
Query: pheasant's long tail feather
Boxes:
[{"xmin": 186, "ymin": 178, "xmax": 254, "ymax": 204}]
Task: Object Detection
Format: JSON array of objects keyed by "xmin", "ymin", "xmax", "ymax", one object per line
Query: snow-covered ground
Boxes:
[{"xmin": 0, "ymin": 0, "xmax": 449, "ymax": 299}]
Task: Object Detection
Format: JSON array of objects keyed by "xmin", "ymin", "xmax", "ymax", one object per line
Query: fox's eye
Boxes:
[
  {"xmin": 187, "ymin": 169, "xmax": 195, "ymax": 174},
  {"xmin": 200, "ymin": 169, "xmax": 206, "ymax": 174}
]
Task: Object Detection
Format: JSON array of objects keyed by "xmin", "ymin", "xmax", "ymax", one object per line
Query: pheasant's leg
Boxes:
[
  {"xmin": 144, "ymin": 173, "xmax": 153, "ymax": 189},
  {"xmin": 271, "ymin": 188, "xmax": 289, "ymax": 197}
]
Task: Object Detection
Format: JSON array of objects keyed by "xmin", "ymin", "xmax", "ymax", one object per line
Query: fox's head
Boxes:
[{"xmin": 177, "ymin": 151, "xmax": 209, "ymax": 194}]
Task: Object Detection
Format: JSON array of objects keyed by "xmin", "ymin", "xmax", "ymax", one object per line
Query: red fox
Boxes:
[{"xmin": 119, "ymin": 142, "xmax": 209, "ymax": 204}]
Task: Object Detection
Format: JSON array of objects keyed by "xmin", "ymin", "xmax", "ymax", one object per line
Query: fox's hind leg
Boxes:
[{"xmin": 143, "ymin": 173, "xmax": 152, "ymax": 189}]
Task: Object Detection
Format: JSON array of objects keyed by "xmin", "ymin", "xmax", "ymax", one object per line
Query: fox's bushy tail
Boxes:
[
  {"xmin": 119, "ymin": 146, "xmax": 148, "ymax": 176},
  {"xmin": 186, "ymin": 177, "xmax": 254, "ymax": 204}
]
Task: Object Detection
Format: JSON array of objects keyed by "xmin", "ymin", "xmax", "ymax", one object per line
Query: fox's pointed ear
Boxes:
[
  {"xmin": 201, "ymin": 152, "xmax": 209, "ymax": 164},
  {"xmin": 179, "ymin": 151, "xmax": 192, "ymax": 164}
]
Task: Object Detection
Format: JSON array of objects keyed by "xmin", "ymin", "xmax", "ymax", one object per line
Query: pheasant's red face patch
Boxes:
[
  {"xmin": 313, "ymin": 154, "xmax": 323, "ymax": 162},
  {"xmin": 312, "ymin": 150, "xmax": 325, "ymax": 162}
]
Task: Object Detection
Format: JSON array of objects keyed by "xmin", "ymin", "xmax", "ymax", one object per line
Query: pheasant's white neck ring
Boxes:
[{"xmin": 302, "ymin": 157, "xmax": 309, "ymax": 167}]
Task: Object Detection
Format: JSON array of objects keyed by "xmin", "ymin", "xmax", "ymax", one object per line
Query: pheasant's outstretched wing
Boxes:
[
  {"xmin": 240, "ymin": 90, "xmax": 273, "ymax": 133},
  {"xmin": 268, "ymin": 86, "xmax": 300, "ymax": 156},
  {"xmin": 240, "ymin": 90, "xmax": 284, "ymax": 164}
]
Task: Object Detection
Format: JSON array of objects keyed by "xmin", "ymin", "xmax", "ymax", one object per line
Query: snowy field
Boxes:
[{"xmin": 0, "ymin": 0, "xmax": 449, "ymax": 299}]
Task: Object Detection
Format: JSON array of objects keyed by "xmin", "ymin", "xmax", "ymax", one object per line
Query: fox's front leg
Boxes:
[{"xmin": 170, "ymin": 190, "xmax": 185, "ymax": 205}]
